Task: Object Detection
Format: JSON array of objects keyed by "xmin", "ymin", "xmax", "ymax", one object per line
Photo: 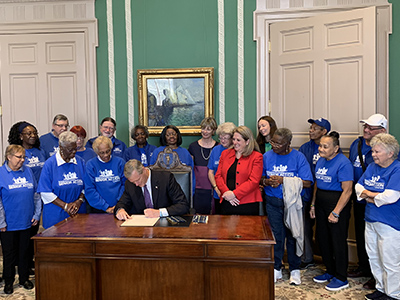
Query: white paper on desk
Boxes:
[{"xmin": 120, "ymin": 215, "xmax": 159, "ymax": 227}]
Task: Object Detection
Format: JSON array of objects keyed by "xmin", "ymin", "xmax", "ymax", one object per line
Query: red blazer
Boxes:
[{"xmin": 215, "ymin": 148, "xmax": 263, "ymax": 204}]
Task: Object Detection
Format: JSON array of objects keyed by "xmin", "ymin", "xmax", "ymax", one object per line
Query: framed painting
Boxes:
[{"xmin": 137, "ymin": 67, "xmax": 214, "ymax": 135}]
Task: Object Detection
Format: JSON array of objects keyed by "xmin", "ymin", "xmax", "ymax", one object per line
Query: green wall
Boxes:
[
  {"xmin": 95, "ymin": 0, "xmax": 257, "ymax": 148},
  {"xmin": 95, "ymin": 1, "xmax": 400, "ymax": 147}
]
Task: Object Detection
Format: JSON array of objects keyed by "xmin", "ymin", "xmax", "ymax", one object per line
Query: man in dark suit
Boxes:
[{"xmin": 115, "ymin": 159, "xmax": 189, "ymax": 220}]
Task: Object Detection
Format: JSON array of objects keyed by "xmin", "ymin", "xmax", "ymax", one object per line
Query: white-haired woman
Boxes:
[
  {"xmin": 356, "ymin": 133, "xmax": 400, "ymax": 300},
  {"xmin": 207, "ymin": 122, "xmax": 236, "ymax": 214},
  {"xmin": 84, "ymin": 136, "xmax": 125, "ymax": 213},
  {"xmin": 38, "ymin": 131, "xmax": 86, "ymax": 229}
]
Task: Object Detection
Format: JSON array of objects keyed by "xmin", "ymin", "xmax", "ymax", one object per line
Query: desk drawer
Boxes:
[
  {"xmin": 96, "ymin": 242, "xmax": 204, "ymax": 258},
  {"xmin": 36, "ymin": 241, "xmax": 93, "ymax": 255},
  {"xmin": 207, "ymin": 244, "xmax": 272, "ymax": 260}
]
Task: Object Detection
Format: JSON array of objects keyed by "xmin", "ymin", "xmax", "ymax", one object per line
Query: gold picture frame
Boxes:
[{"xmin": 137, "ymin": 67, "xmax": 214, "ymax": 136}]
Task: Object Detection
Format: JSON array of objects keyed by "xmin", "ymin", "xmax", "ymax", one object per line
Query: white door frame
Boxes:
[
  {"xmin": 254, "ymin": 0, "xmax": 391, "ymax": 124},
  {"xmin": 0, "ymin": 0, "xmax": 98, "ymax": 158}
]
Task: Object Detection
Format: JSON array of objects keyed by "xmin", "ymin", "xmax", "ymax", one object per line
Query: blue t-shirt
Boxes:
[
  {"xmin": 75, "ymin": 148, "xmax": 97, "ymax": 163},
  {"xmin": 349, "ymin": 137, "xmax": 373, "ymax": 183},
  {"xmin": 263, "ymin": 149, "xmax": 313, "ymax": 199},
  {"xmin": 315, "ymin": 153, "xmax": 353, "ymax": 191},
  {"xmin": 39, "ymin": 132, "xmax": 59, "ymax": 159},
  {"xmin": 207, "ymin": 144, "xmax": 228, "ymax": 198},
  {"xmin": 358, "ymin": 160, "xmax": 400, "ymax": 231},
  {"xmin": 24, "ymin": 147, "xmax": 46, "ymax": 183},
  {"xmin": 299, "ymin": 140, "xmax": 320, "ymax": 202},
  {"xmin": 0, "ymin": 165, "xmax": 39, "ymax": 231},
  {"xmin": 84, "ymin": 156, "xmax": 126, "ymax": 211},
  {"xmin": 86, "ymin": 136, "xmax": 127, "ymax": 160},
  {"xmin": 37, "ymin": 155, "xmax": 86, "ymax": 229},
  {"xmin": 124, "ymin": 142, "xmax": 157, "ymax": 167}
]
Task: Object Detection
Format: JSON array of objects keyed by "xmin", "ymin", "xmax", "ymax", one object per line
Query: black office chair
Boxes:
[{"xmin": 149, "ymin": 147, "xmax": 193, "ymax": 209}]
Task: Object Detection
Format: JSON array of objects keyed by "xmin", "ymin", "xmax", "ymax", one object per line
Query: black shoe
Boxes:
[
  {"xmin": 4, "ymin": 283, "xmax": 13, "ymax": 294},
  {"xmin": 363, "ymin": 278, "xmax": 376, "ymax": 290},
  {"xmin": 348, "ymin": 268, "xmax": 371, "ymax": 278},
  {"xmin": 365, "ymin": 290, "xmax": 385, "ymax": 300},
  {"xmin": 300, "ymin": 261, "xmax": 315, "ymax": 270},
  {"xmin": 20, "ymin": 280, "xmax": 34, "ymax": 290}
]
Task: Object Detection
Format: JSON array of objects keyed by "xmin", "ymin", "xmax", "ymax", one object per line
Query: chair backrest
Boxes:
[{"xmin": 149, "ymin": 147, "xmax": 193, "ymax": 208}]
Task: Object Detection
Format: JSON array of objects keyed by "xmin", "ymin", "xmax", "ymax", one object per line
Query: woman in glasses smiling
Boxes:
[
  {"xmin": 124, "ymin": 125, "xmax": 156, "ymax": 166},
  {"xmin": 0, "ymin": 145, "xmax": 41, "ymax": 294},
  {"xmin": 84, "ymin": 136, "xmax": 126, "ymax": 214},
  {"xmin": 8, "ymin": 121, "xmax": 46, "ymax": 274},
  {"xmin": 8, "ymin": 121, "xmax": 46, "ymax": 183}
]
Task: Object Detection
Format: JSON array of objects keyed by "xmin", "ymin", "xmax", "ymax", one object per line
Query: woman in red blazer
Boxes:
[{"xmin": 215, "ymin": 126, "xmax": 263, "ymax": 215}]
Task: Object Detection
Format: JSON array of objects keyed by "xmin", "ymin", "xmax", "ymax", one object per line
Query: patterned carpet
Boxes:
[
  {"xmin": 0, "ymin": 261, "xmax": 372, "ymax": 299},
  {"xmin": 275, "ymin": 264, "xmax": 371, "ymax": 300}
]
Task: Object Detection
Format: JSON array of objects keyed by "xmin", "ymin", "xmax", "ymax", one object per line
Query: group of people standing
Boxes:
[{"xmin": 0, "ymin": 112, "xmax": 399, "ymax": 300}]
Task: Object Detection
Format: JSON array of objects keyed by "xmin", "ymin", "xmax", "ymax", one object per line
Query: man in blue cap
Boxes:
[{"xmin": 299, "ymin": 117, "xmax": 331, "ymax": 269}]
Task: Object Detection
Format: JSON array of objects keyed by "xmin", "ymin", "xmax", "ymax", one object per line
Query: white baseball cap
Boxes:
[{"xmin": 360, "ymin": 113, "xmax": 387, "ymax": 129}]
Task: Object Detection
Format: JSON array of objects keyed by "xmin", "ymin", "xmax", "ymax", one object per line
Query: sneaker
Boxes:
[
  {"xmin": 325, "ymin": 277, "xmax": 349, "ymax": 291},
  {"xmin": 274, "ymin": 269, "xmax": 282, "ymax": 283},
  {"xmin": 313, "ymin": 272, "xmax": 334, "ymax": 283},
  {"xmin": 365, "ymin": 290, "xmax": 385, "ymax": 300},
  {"xmin": 289, "ymin": 269, "xmax": 301, "ymax": 285},
  {"xmin": 300, "ymin": 261, "xmax": 315, "ymax": 270}
]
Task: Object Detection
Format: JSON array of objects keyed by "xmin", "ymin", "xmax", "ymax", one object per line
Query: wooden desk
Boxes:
[{"xmin": 33, "ymin": 214, "xmax": 275, "ymax": 300}]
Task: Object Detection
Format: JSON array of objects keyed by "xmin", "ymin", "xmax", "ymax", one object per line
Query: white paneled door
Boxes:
[
  {"xmin": 270, "ymin": 7, "xmax": 376, "ymax": 148},
  {"xmin": 0, "ymin": 32, "xmax": 88, "ymax": 161}
]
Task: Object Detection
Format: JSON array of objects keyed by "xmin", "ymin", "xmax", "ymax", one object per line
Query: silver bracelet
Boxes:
[{"xmin": 64, "ymin": 203, "xmax": 68, "ymax": 211}]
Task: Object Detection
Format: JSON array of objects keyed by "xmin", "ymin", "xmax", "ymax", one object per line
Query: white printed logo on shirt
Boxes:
[
  {"xmin": 59, "ymin": 172, "xmax": 83, "ymax": 186},
  {"xmin": 26, "ymin": 156, "xmax": 44, "ymax": 168},
  {"xmin": 353, "ymin": 155, "xmax": 365, "ymax": 168},
  {"xmin": 95, "ymin": 169, "xmax": 120, "ymax": 183},
  {"xmin": 316, "ymin": 167, "xmax": 331, "ymax": 183},
  {"xmin": 364, "ymin": 175, "xmax": 384, "ymax": 190},
  {"xmin": 267, "ymin": 164, "xmax": 294, "ymax": 177},
  {"xmin": 8, "ymin": 177, "xmax": 34, "ymax": 189},
  {"xmin": 313, "ymin": 153, "xmax": 320, "ymax": 165}
]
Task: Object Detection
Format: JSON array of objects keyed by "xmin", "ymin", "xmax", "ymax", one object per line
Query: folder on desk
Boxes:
[{"xmin": 121, "ymin": 215, "xmax": 160, "ymax": 227}]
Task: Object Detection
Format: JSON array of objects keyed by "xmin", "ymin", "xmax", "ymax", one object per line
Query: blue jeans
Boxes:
[{"xmin": 266, "ymin": 195, "xmax": 301, "ymax": 271}]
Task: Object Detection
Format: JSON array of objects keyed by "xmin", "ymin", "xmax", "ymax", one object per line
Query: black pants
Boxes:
[
  {"xmin": 302, "ymin": 200, "xmax": 315, "ymax": 263},
  {"xmin": 28, "ymin": 223, "xmax": 40, "ymax": 269},
  {"xmin": 220, "ymin": 201, "xmax": 259, "ymax": 215},
  {"xmin": 0, "ymin": 228, "xmax": 31, "ymax": 285},
  {"xmin": 352, "ymin": 196, "xmax": 372, "ymax": 275},
  {"xmin": 315, "ymin": 189, "xmax": 351, "ymax": 282}
]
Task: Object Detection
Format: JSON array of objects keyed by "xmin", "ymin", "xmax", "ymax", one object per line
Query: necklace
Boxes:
[{"xmin": 200, "ymin": 146, "xmax": 211, "ymax": 161}]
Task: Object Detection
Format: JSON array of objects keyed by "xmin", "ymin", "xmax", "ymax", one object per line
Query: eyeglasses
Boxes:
[
  {"xmin": 135, "ymin": 132, "xmax": 146, "ymax": 137},
  {"xmin": 270, "ymin": 140, "xmax": 286, "ymax": 147},
  {"xmin": 166, "ymin": 132, "xmax": 177, "ymax": 137},
  {"xmin": 219, "ymin": 136, "xmax": 231, "ymax": 141},
  {"xmin": 21, "ymin": 131, "xmax": 38, "ymax": 136},
  {"xmin": 13, "ymin": 154, "xmax": 25, "ymax": 159},
  {"xmin": 363, "ymin": 124, "xmax": 383, "ymax": 131},
  {"xmin": 102, "ymin": 126, "xmax": 115, "ymax": 131},
  {"xmin": 76, "ymin": 137, "xmax": 85, "ymax": 141},
  {"xmin": 54, "ymin": 123, "xmax": 69, "ymax": 129}
]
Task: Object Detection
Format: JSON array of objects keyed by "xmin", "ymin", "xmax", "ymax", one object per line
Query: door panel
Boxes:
[
  {"xmin": 270, "ymin": 7, "xmax": 376, "ymax": 148},
  {"xmin": 0, "ymin": 32, "xmax": 87, "ymax": 160}
]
